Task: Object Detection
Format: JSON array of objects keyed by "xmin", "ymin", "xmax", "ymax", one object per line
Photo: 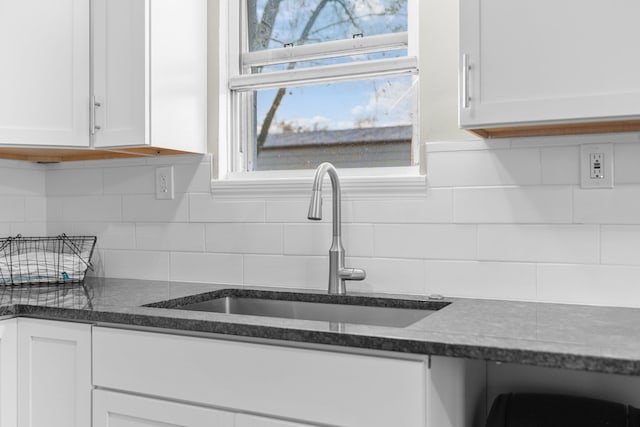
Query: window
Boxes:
[{"xmin": 226, "ymin": 0, "xmax": 419, "ymax": 174}]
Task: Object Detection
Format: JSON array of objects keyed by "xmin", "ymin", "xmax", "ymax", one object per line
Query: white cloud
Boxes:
[{"xmin": 350, "ymin": 78, "xmax": 415, "ymax": 126}]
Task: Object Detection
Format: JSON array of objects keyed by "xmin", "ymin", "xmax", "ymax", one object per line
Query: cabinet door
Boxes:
[
  {"xmin": 92, "ymin": 0, "xmax": 147, "ymax": 147},
  {"xmin": 92, "ymin": 0, "xmax": 207, "ymax": 152},
  {"xmin": 0, "ymin": 320, "xmax": 17, "ymax": 427},
  {"xmin": 93, "ymin": 389, "xmax": 234, "ymax": 427},
  {"xmin": 17, "ymin": 319, "xmax": 91, "ymax": 427},
  {"xmin": 0, "ymin": 0, "xmax": 90, "ymax": 146},
  {"xmin": 94, "ymin": 327, "xmax": 427, "ymax": 427},
  {"xmin": 459, "ymin": 0, "xmax": 640, "ymax": 129},
  {"xmin": 235, "ymin": 414, "xmax": 321, "ymax": 427}
]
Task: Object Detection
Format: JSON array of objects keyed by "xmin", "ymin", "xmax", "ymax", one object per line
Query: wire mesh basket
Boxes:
[{"xmin": 0, "ymin": 234, "xmax": 97, "ymax": 286}]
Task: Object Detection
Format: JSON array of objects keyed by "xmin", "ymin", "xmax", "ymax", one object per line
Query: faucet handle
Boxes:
[{"xmin": 339, "ymin": 268, "xmax": 366, "ymax": 281}]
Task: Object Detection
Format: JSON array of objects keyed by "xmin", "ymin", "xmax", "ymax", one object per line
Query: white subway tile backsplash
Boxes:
[
  {"xmin": 541, "ymin": 146, "xmax": 580, "ymax": 185},
  {"xmin": 283, "ymin": 223, "xmax": 329, "ymax": 256},
  {"xmin": 243, "ymin": 255, "xmax": 327, "ymax": 289},
  {"xmin": 0, "ymin": 224, "xmax": 11, "ymax": 237},
  {"xmin": 266, "ymin": 200, "xmax": 324, "ymax": 223},
  {"xmin": 347, "ymin": 257, "xmax": 426, "ymax": 295},
  {"xmin": 11, "ymin": 222, "xmax": 47, "ymax": 236},
  {"xmin": 343, "ymin": 224, "xmax": 374, "ymax": 257},
  {"xmin": 5, "ymin": 147, "xmax": 640, "ymax": 307},
  {"xmin": 374, "ymin": 224, "xmax": 477, "ymax": 260},
  {"xmin": 428, "ymin": 148, "xmax": 542, "ymax": 188},
  {"xmin": 123, "ymin": 194, "xmax": 188, "ymax": 222},
  {"xmin": 454, "ymin": 186, "xmax": 573, "ymax": 224},
  {"xmin": 47, "ymin": 196, "xmax": 122, "ymax": 222},
  {"xmin": 176, "ymin": 162, "xmax": 211, "ymax": 194},
  {"xmin": 478, "ymin": 225, "xmax": 599, "ymax": 264},
  {"xmin": 72, "ymin": 222, "xmax": 136, "ymax": 250},
  {"xmin": 46, "ymin": 168, "xmax": 103, "ymax": 196},
  {"xmin": 190, "ymin": 195, "xmax": 265, "ymax": 222},
  {"xmin": 265, "ymin": 198, "xmax": 353, "ymax": 223},
  {"xmin": 351, "ymin": 190, "xmax": 453, "ymax": 223},
  {"xmin": 282, "ymin": 223, "xmax": 373, "ymax": 257},
  {"xmin": 25, "ymin": 197, "xmax": 46, "ymax": 222},
  {"xmin": 137, "ymin": 223, "xmax": 205, "ymax": 252},
  {"xmin": 0, "ymin": 167, "xmax": 45, "ymax": 195},
  {"xmin": 601, "ymin": 226, "xmax": 640, "ymax": 265},
  {"xmin": 425, "ymin": 261, "xmax": 537, "ymax": 301},
  {"xmin": 103, "ymin": 166, "xmax": 155, "ymax": 195},
  {"xmin": 170, "ymin": 252, "xmax": 243, "ymax": 284},
  {"xmin": 574, "ymin": 185, "xmax": 640, "ymax": 224},
  {"xmin": 612, "ymin": 143, "xmax": 640, "ymax": 184},
  {"xmin": 103, "ymin": 250, "xmax": 170, "ymax": 281},
  {"xmin": 538, "ymin": 264, "xmax": 640, "ymax": 308},
  {"xmin": 0, "ymin": 196, "xmax": 25, "ymax": 222},
  {"xmin": 206, "ymin": 223, "xmax": 283, "ymax": 254}
]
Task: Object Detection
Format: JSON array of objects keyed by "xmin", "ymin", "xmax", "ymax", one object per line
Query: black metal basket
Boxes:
[{"xmin": 0, "ymin": 234, "xmax": 97, "ymax": 285}]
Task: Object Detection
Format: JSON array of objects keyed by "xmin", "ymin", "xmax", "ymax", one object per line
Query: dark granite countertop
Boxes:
[{"xmin": 3, "ymin": 277, "xmax": 640, "ymax": 376}]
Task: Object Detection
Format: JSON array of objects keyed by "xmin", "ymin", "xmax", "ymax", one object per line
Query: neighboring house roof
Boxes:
[{"xmin": 262, "ymin": 125, "xmax": 412, "ymax": 149}]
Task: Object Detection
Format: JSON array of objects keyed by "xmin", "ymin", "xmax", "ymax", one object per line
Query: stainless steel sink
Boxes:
[{"xmin": 148, "ymin": 290, "xmax": 450, "ymax": 328}]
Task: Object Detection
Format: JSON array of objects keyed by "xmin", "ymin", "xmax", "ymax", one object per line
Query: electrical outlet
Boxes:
[
  {"xmin": 580, "ymin": 144, "xmax": 613, "ymax": 189},
  {"xmin": 155, "ymin": 166, "xmax": 174, "ymax": 200}
]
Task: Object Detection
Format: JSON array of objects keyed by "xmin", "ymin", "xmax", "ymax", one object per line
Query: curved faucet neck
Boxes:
[{"xmin": 311, "ymin": 163, "xmax": 341, "ymax": 237}]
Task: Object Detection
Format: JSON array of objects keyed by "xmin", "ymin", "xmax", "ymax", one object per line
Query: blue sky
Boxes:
[{"xmin": 251, "ymin": 0, "xmax": 411, "ymax": 134}]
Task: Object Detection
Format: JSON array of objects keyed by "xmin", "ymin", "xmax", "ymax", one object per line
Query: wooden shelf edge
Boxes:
[
  {"xmin": 0, "ymin": 147, "xmax": 194, "ymax": 163},
  {"xmin": 467, "ymin": 119, "xmax": 640, "ymax": 139}
]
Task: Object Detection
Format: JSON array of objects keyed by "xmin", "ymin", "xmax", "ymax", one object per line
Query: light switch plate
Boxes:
[{"xmin": 580, "ymin": 143, "xmax": 614, "ymax": 189}]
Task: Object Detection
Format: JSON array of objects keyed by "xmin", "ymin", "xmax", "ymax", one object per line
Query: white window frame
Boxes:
[{"xmin": 218, "ymin": 0, "xmax": 422, "ymax": 183}]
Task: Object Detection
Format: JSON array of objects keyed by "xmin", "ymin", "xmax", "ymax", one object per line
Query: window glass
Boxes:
[
  {"xmin": 247, "ymin": 0, "xmax": 408, "ymax": 51},
  {"xmin": 252, "ymin": 75, "xmax": 415, "ymax": 171}
]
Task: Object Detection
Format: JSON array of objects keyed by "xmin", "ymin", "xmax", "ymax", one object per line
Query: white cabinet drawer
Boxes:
[
  {"xmin": 93, "ymin": 389, "xmax": 234, "ymax": 427},
  {"xmin": 93, "ymin": 327, "xmax": 427, "ymax": 427}
]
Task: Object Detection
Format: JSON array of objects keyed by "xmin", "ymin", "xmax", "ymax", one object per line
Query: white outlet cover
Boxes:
[
  {"xmin": 155, "ymin": 166, "xmax": 175, "ymax": 200},
  {"xmin": 580, "ymin": 143, "xmax": 614, "ymax": 189}
]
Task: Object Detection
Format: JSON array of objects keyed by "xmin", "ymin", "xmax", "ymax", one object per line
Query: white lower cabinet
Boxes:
[
  {"xmin": 93, "ymin": 390, "xmax": 319, "ymax": 427},
  {"xmin": 16, "ymin": 319, "xmax": 92, "ymax": 427},
  {"xmin": 0, "ymin": 320, "xmax": 17, "ymax": 427},
  {"xmin": 93, "ymin": 389, "xmax": 235, "ymax": 427},
  {"xmin": 92, "ymin": 327, "xmax": 485, "ymax": 427},
  {"xmin": 0, "ymin": 318, "xmax": 92, "ymax": 427}
]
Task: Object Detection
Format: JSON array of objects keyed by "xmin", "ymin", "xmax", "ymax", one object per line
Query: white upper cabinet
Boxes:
[
  {"xmin": 459, "ymin": 0, "xmax": 640, "ymax": 137},
  {"xmin": 0, "ymin": 0, "xmax": 90, "ymax": 147},
  {"xmin": 92, "ymin": 0, "xmax": 207, "ymax": 153}
]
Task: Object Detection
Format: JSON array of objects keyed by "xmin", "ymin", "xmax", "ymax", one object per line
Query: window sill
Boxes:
[{"xmin": 210, "ymin": 167, "xmax": 427, "ymax": 199}]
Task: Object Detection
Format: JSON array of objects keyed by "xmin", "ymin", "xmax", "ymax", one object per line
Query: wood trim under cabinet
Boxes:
[
  {"xmin": 467, "ymin": 119, "xmax": 640, "ymax": 139},
  {"xmin": 0, "ymin": 147, "xmax": 193, "ymax": 163}
]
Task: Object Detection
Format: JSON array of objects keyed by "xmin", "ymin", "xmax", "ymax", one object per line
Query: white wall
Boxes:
[{"xmin": 0, "ymin": 159, "xmax": 46, "ymax": 237}]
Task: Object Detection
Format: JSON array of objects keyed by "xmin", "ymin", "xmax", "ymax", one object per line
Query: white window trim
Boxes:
[
  {"xmin": 242, "ymin": 32, "xmax": 409, "ymax": 68},
  {"xmin": 230, "ymin": 57, "xmax": 418, "ymax": 91},
  {"xmin": 216, "ymin": 0, "xmax": 424, "ymax": 196}
]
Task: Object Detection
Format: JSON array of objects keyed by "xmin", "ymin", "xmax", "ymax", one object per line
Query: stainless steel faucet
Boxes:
[{"xmin": 307, "ymin": 162, "xmax": 366, "ymax": 295}]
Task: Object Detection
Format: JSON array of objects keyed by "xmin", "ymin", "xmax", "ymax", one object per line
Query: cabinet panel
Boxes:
[
  {"xmin": 235, "ymin": 414, "xmax": 320, "ymax": 427},
  {"xmin": 0, "ymin": 0, "xmax": 89, "ymax": 146},
  {"xmin": 460, "ymin": 0, "xmax": 640, "ymax": 130},
  {"xmin": 92, "ymin": 0, "xmax": 147, "ymax": 147},
  {"xmin": 92, "ymin": 0, "xmax": 206, "ymax": 152},
  {"xmin": 0, "ymin": 320, "xmax": 17, "ymax": 427},
  {"xmin": 93, "ymin": 327, "xmax": 426, "ymax": 427},
  {"xmin": 93, "ymin": 390, "xmax": 234, "ymax": 427},
  {"xmin": 17, "ymin": 319, "xmax": 91, "ymax": 427}
]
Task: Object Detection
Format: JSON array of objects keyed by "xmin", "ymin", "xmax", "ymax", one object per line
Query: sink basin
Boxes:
[{"xmin": 147, "ymin": 289, "xmax": 450, "ymax": 328}]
